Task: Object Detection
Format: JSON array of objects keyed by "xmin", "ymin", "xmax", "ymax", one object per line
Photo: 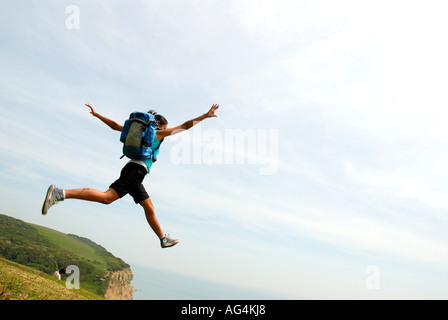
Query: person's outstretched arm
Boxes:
[
  {"xmin": 157, "ymin": 104, "xmax": 219, "ymax": 140},
  {"xmin": 85, "ymin": 103, "xmax": 123, "ymax": 132}
]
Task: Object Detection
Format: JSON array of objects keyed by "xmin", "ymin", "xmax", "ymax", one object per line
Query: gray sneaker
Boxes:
[
  {"xmin": 42, "ymin": 185, "xmax": 64, "ymax": 215},
  {"xmin": 160, "ymin": 234, "xmax": 180, "ymax": 248}
]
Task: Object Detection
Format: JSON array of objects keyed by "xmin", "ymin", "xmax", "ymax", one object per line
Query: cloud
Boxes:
[
  {"xmin": 1, "ymin": 0, "xmax": 447, "ymax": 298},
  {"xmin": 344, "ymin": 159, "xmax": 448, "ymax": 209}
]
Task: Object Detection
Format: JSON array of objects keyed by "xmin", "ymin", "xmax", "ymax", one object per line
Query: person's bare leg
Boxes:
[
  {"xmin": 139, "ymin": 197, "xmax": 164, "ymax": 238},
  {"xmin": 139, "ymin": 197, "xmax": 180, "ymax": 248},
  {"xmin": 65, "ymin": 188, "xmax": 120, "ymax": 205}
]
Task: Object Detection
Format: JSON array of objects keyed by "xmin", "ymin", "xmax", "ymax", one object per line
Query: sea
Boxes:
[{"xmin": 130, "ymin": 264, "xmax": 280, "ymax": 300}]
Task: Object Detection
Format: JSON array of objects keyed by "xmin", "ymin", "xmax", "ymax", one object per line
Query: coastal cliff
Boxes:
[
  {"xmin": 0, "ymin": 214, "xmax": 135, "ymax": 300},
  {"xmin": 105, "ymin": 268, "xmax": 134, "ymax": 300}
]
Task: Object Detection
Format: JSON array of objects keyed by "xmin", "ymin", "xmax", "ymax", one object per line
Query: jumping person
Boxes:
[{"xmin": 42, "ymin": 103, "xmax": 220, "ymax": 248}]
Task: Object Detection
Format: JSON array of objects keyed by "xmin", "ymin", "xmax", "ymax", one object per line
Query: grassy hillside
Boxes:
[
  {"xmin": 0, "ymin": 257, "xmax": 104, "ymax": 300},
  {"xmin": 31, "ymin": 224, "xmax": 128, "ymax": 272},
  {"xmin": 0, "ymin": 214, "xmax": 130, "ymax": 297}
]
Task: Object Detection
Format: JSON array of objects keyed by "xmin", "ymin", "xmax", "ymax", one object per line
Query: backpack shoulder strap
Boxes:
[{"xmin": 152, "ymin": 128, "xmax": 164, "ymax": 162}]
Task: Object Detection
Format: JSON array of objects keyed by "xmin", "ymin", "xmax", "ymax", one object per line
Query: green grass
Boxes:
[
  {"xmin": 0, "ymin": 257, "xmax": 104, "ymax": 300},
  {"xmin": 0, "ymin": 214, "xmax": 130, "ymax": 297},
  {"xmin": 30, "ymin": 224, "xmax": 107, "ymax": 271}
]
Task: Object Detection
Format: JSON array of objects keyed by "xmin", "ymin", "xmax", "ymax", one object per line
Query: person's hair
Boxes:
[{"xmin": 148, "ymin": 109, "xmax": 168, "ymax": 126}]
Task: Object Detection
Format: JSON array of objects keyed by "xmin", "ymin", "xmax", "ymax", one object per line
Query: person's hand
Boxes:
[
  {"xmin": 205, "ymin": 104, "xmax": 219, "ymax": 118},
  {"xmin": 85, "ymin": 103, "xmax": 99, "ymax": 117}
]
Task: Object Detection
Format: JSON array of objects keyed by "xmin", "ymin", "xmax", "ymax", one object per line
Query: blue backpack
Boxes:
[{"xmin": 120, "ymin": 112, "xmax": 160, "ymax": 161}]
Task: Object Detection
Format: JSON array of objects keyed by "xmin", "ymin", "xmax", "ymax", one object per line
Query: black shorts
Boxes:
[{"xmin": 109, "ymin": 162, "xmax": 149, "ymax": 204}]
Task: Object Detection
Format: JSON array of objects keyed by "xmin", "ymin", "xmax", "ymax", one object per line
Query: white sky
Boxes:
[{"xmin": 1, "ymin": 0, "xmax": 447, "ymax": 299}]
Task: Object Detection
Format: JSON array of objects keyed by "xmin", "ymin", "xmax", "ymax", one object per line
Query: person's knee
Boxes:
[
  {"xmin": 101, "ymin": 189, "xmax": 119, "ymax": 205},
  {"xmin": 139, "ymin": 198, "xmax": 155, "ymax": 214},
  {"xmin": 101, "ymin": 197, "xmax": 115, "ymax": 205}
]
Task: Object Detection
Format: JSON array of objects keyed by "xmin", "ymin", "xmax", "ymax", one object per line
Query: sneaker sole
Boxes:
[
  {"xmin": 42, "ymin": 184, "xmax": 55, "ymax": 215},
  {"xmin": 161, "ymin": 239, "xmax": 180, "ymax": 248}
]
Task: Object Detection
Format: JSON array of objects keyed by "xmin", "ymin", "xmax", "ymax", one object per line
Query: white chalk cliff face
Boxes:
[{"xmin": 105, "ymin": 268, "xmax": 134, "ymax": 300}]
